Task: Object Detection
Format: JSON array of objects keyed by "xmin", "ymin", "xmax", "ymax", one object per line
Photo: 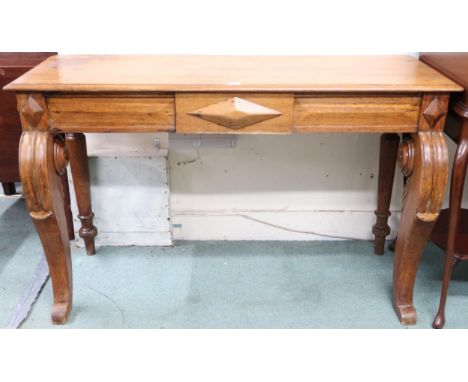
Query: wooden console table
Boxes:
[{"xmin": 4, "ymin": 55, "xmax": 462, "ymax": 325}]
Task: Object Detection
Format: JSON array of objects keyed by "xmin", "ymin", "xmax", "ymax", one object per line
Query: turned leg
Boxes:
[
  {"xmin": 61, "ymin": 170, "xmax": 75, "ymax": 241},
  {"xmin": 393, "ymin": 95, "xmax": 449, "ymax": 325},
  {"xmin": 18, "ymin": 94, "xmax": 73, "ymax": 324},
  {"xmin": 65, "ymin": 133, "xmax": 97, "ymax": 255},
  {"xmin": 2, "ymin": 182, "xmax": 16, "ymax": 195},
  {"xmin": 373, "ymin": 133, "xmax": 400, "ymax": 255},
  {"xmin": 433, "ymin": 119, "xmax": 468, "ymax": 329}
]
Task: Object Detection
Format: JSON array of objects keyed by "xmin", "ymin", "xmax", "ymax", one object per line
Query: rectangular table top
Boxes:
[{"xmin": 4, "ymin": 55, "xmax": 463, "ymax": 93}]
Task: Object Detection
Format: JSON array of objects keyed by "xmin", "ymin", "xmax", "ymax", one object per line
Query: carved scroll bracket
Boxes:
[
  {"xmin": 398, "ymin": 139, "xmax": 414, "ymax": 177},
  {"xmin": 398, "ymin": 132, "xmax": 448, "ymax": 223},
  {"xmin": 20, "ymin": 131, "xmax": 70, "ymax": 220},
  {"xmin": 18, "ymin": 93, "xmax": 70, "ymax": 221},
  {"xmin": 54, "ymin": 136, "xmax": 70, "ymax": 175}
]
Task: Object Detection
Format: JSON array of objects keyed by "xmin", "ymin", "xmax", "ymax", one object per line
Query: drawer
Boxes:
[
  {"xmin": 176, "ymin": 93, "xmax": 294, "ymax": 133},
  {"xmin": 294, "ymin": 95, "xmax": 421, "ymax": 133},
  {"xmin": 47, "ymin": 95, "xmax": 175, "ymax": 132}
]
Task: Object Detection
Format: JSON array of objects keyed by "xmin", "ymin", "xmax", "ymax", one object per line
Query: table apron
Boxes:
[{"xmin": 40, "ymin": 92, "xmax": 424, "ymax": 133}]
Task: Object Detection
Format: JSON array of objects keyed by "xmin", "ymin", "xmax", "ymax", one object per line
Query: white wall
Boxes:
[
  {"xmin": 71, "ymin": 119, "xmax": 462, "ymax": 243},
  {"xmin": 169, "ymin": 127, "xmax": 461, "ymax": 241},
  {"xmin": 169, "ymin": 134, "xmax": 399, "ymax": 240}
]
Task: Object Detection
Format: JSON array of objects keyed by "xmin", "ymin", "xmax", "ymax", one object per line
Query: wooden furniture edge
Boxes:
[{"xmin": 9, "ymin": 91, "xmax": 447, "ymax": 134}]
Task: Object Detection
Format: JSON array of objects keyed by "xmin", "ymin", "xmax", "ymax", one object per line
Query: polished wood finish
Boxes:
[
  {"xmin": 419, "ymin": 53, "xmax": 468, "ymax": 98},
  {"xmin": 65, "ymin": 133, "xmax": 97, "ymax": 255},
  {"xmin": 0, "ymin": 52, "xmax": 57, "ymax": 66},
  {"xmin": 5, "ymin": 55, "xmax": 461, "ymax": 93},
  {"xmin": 0, "ymin": 53, "xmax": 55, "ymax": 188},
  {"xmin": 373, "ymin": 133, "xmax": 400, "ymax": 255},
  {"xmin": 177, "ymin": 93, "xmax": 293, "ymax": 133},
  {"xmin": 5, "ymin": 55, "xmax": 462, "ymax": 325},
  {"xmin": 61, "ymin": 166, "xmax": 75, "ymax": 241},
  {"xmin": 48, "ymin": 95, "xmax": 175, "ymax": 132},
  {"xmin": 188, "ymin": 97, "xmax": 283, "ymax": 130},
  {"xmin": 432, "ymin": 119, "xmax": 468, "ymax": 328},
  {"xmin": 417, "ymin": 53, "xmax": 468, "ymax": 329},
  {"xmin": 17, "ymin": 93, "xmax": 73, "ymax": 324},
  {"xmin": 392, "ymin": 94, "xmax": 449, "ymax": 325},
  {"xmin": 294, "ymin": 95, "xmax": 420, "ymax": 133},
  {"xmin": 1, "ymin": 53, "xmax": 74, "ymax": 240},
  {"xmin": 374, "ymin": 54, "xmax": 468, "ymax": 328},
  {"xmin": 431, "ymin": 209, "xmax": 468, "ymax": 259}
]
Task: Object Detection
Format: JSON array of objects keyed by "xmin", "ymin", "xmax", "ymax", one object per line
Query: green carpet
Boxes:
[{"xmin": 1, "ymin": 197, "xmax": 468, "ymax": 328}]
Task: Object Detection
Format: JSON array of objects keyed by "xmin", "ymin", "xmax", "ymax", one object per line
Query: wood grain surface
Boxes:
[
  {"xmin": 48, "ymin": 95, "xmax": 175, "ymax": 132},
  {"xmin": 176, "ymin": 93, "xmax": 293, "ymax": 133},
  {"xmin": 4, "ymin": 55, "xmax": 463, "ymax": 92},
  {"xmin": 294, "ymin": 95, "xmax": 421, "ymax": 132}
]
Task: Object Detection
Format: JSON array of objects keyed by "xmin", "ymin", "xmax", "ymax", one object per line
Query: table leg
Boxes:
[
  {"xmin": 66, "ymin": 133, "xmax": 97, "ymax": 255},
  {"xmin": 2, "ymin": 182, "xmax": 16, "ymax": 195},
  {"xmin": 61, "ymin": 170, "xmax": 75, "ymax": 241},
  {"xmin": 373, "ymin": 133, "xmax": 400, "ymax": 255},
  {"xmin": 18, "ymin": 93, "xmax": 73, "ymax": 324},
  {"xmin": 393, "ymin": 95, "xmax": 449, "ymax": 325},
  {"xmin": 19, "ymin": 130, "xmax": 73, "ymax": 324},
  {"xmin": 433, "ymin": 118, "xmax": 468, "ymax": 329}
]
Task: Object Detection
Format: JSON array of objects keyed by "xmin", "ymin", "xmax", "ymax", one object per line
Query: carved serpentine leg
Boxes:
[
  {"xmin": 373, "ymin": 133, "xmax": 400, "ymax": 255},
  {"xmin": 65, "ymin": 133, "xmax": 97, "ymax": 255},
  {"xmin": 18, "ymin": 94, "xmax": 73, "ymax": 324},
  {"xmin": 393, "ymin": 94, "xmax": 449, "ymax": 325}
]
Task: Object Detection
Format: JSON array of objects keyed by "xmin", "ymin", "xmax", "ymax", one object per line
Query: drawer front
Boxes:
[
  {"xmin": 294, "ymin": 95, "xmax": 421, "ymax": 133},
  {"xmin": 48, "ymin": 96, "xmax": 175, "ymax": 132},
  {"xmin": 176, "ymin": 93, "xmax": 294, "ymax": 133}
]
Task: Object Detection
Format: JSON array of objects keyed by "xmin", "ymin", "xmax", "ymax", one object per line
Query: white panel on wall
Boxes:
[
  {"xmin": 85, "ymin": 133, "xmax": 168, "ymax": 156},
  {"xmin": 69, "ymin": 156, "xmax": 172, "ymax": 247},
  {"xmin": 168, "ymin": 126, "xmax": 463, "ymax": 241},
  {"xmin": 169, "ymin": 134, "xmax": 405, "ymax": 241}
]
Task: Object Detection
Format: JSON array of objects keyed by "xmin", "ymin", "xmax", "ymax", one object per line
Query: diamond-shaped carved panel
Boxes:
[
  {"xmin": 188, "ymin": 97, "xmax": 282, "ymax": 129},
  {"xmin": 423, "ymin": 97, "xmax": 445, "ymax": 128},
  {"xmin": 21, "ymin": 95, "xmax": 45, "ymax": 126}
]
